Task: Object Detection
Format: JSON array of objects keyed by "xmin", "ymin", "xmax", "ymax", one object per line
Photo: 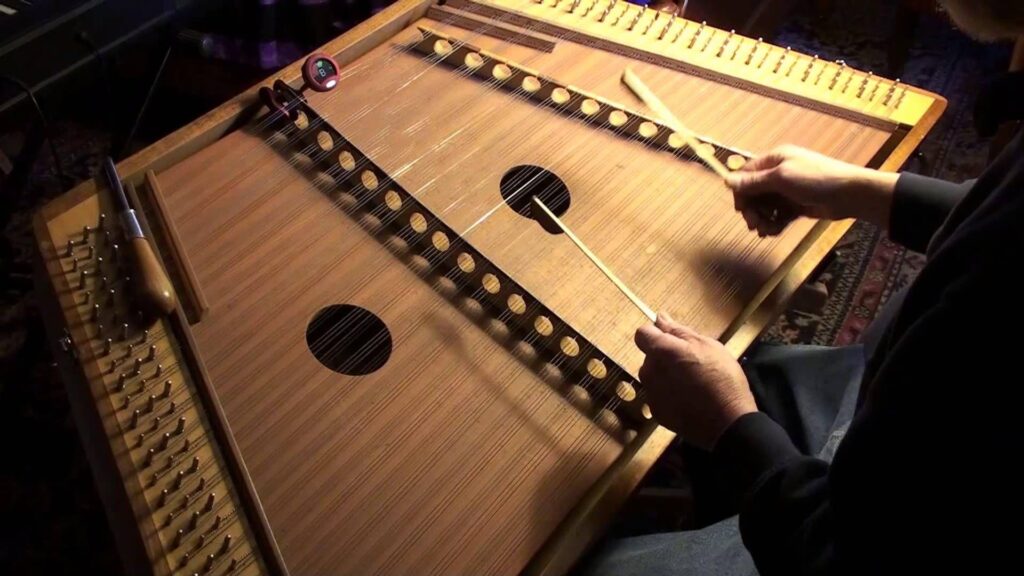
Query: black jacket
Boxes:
[{"xmin": 715, "ymin": 128, "xmax": 1024, "ymax": 574}]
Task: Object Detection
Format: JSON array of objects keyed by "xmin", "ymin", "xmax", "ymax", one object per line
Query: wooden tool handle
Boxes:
[{"xmin": 129, "ymin": 236, "xmax": 178, "ymax": 317}]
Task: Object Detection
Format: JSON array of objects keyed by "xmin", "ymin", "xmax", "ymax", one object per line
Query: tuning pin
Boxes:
[
  {"xmin": 130, "ymin": 409, "xmax": 140, "ymax": 429},
  {"xmin": 78, "ymin": 269, "xmax": 89, "ymax": 289},
  {"xmin": 745, "ymin": 37, "xmax": 762, "ymax": 65},
  {"xmin": 830, "ymin": 61, "xmax": 846, "ymax": 90},
  {"xmin": 189, "ymin": 456, "xmax": 200, "ymax": 474},
  {"xmin": 133, "ymin": 358, "xmax": 144, "ymax": 377},
  {"xmin": 858, "ymin": 72, "xmax": 873, "ymax": 98},
  {"xmin": 599, "ymin": 1, "xmax": 613, "ymax": 22},
  {"xmin": 189, "ymin": 510, "xmax": 201, "ymax": 531},
  {"xmin": 219, "ymin": 535, "xmax": 232, "ymax": 555},
  {"xmin": 174, "ymin": 470, "xmax": 186, "ymax": 490},
  {"xmin": 85, "ymin": 245, "xmax": 94, "ymax": 260},
  {"xmin": 570, "ymin": 0, "xmax": 580, "ymax": 12},
  {"xmin": 701, "ymin": 29, "xmax": 716, "ymax": 52},
  {"xmin": 228, "ymin": 558, "xmax": 237, "ymax": 572},
  {"xmin": 158, "ymin": 489, "xmax": 169, "ymax": 508},
  {"xmin": 66, "ymin": 240, "xmax": 75, "ymax": 258},
  {"xmin": 197, "ymin": 476, "xmax": 207, "ymax": 492},
  {"xmin": 111, "ymin": 243, "xmax": 120, "ymax": 265},
  {"xmin": 123, "ymin": 395, "xmax": 132, "ymax": 410},
  {"xmin": 658, "ymin": 17, "xmax": 672, "ymax": 40},
  {"xmin": 151, "ymin": 415, "xmax": 161, "ymax": 432},
  {"xmin": 672, "ymin": 20, "xmax": 688, "ymax": 43},
  {"xmin": 103, "ymin": 338, "xmax": 112, "ymax": 356},
  {"xmin": 166, "ymin": 453, "xmax": 177, "ymax": 470},
  {"xmin": 135, "ymin": 431, "xmax": 144, "ymax": 447},
  {"xmin": 582, "ymin": 0, "xmax": 595, "ymax": 16},
  {"xmin": 627, "ymin": 7, "xmax": 643, "ymax": 31},
  {"xmin": 173, "ymin": 529, "xmax": 184, "ymax": 548},
  {"xmin": 144, "ymin": 448, "xmax": 155, "ymax": 467},
  {"xmin": 178, "ymin": 552, "xmax": 190, "ymax": 568},
  {"xmin": 107, "ymin": 359, "xmax": 117, "ymax": 375},
  {"xmin": 159, "ymin": 432, "xmax": 171, "ymax": 451},
  {"xmin": 142, "ymin": 329, "xmax": 149, "ymax": 344},
  {"xmin": 885, "ymin": 80, "xmax": 899, "ymax": 105},
  {"xmin": 896, "ymin": 85, "xmax": 907, "ymax": 108},
  {"xmin": 842, "ymin": 72, "xmax": 854, "ymax": 93},
  {"xmin": 103, "ymin": 229, "xmax": 112, "ymax": 247},
  {"xmin": 773, "ymin": 47, "xmax": 790, "ymax": 73},
  {"xmin": 164, "ymin": 380, "xmax": 174, "ymax": 400},
  {"xmin": 82, "ymin": 225, "xmax": 92, "ymax": 241},
  {"xmin": 212, "ymin": 514, "xmax": 222, "ymax": 531},
  {"xmin": 98, "ymin": 213, "xmax": 106, "ymax": 231},
  {"xmin": 155, "ymin": 363, "xmax": 163, "ymax": 378},
  {"xmin": 870, "ymin": 79, "xmax": 881, "ymax": 101},
  {"xmin": 717, "ymin": 30, "xmax": 734, "ymax": 58},
  {"xmin": 167, "ymin": 400, "xmax": 177, "ymax": 416},
  {"xmin": 106, "ymin": 288, "xmax": 115, "ymax": 306},
  {"xmin": 688, "ymin": 21, "xmax": 705, "ymax": 49},
  {"xmin": 147, "ymin": 345, "xmax": 157, "ymax": 361},
  {"xmin": 70, "ymin": 257, "xmax": 79, "ymax": 273},
  {"xmin": 197, "ymin": 533, "xmax": 208, "ymax": 550},
  {"xmin": 121, "ymin": 323, "xmax": 129, "ymax": 342},
  {"xmin": 204, "ymin": 554, "xmax": 216, "ymax": 573},
  {"xmin": 91, "ymin": 304, "xmax": 100, "ymax": 322},
  {"xmin": 803, "ymin": 55, "xmax": 818, "ymax": 82},
  {"xmin": 175, "ymin": 416, "xmax": 186, "ymax": 435},
  {"xmin": 181, "ymin": 437, "xmax": 191, "ymax": 453},
  {"xmin": 204, "ymin": 493, "xmax": 216, "ymax": 513}
]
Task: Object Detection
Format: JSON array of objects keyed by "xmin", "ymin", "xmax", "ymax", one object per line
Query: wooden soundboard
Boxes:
[{"xmin": 33, "ymin": 1, "xmax": 945, "ymax": 575}]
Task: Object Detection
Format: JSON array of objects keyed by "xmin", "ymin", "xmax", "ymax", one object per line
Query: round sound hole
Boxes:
[
  {"xmin": 306, "ymin": 305, "xmax": 392, "ymax": 376},
  {"xmin": 500, "ymin": 165, "xmax": 571, "ymax": 235}
]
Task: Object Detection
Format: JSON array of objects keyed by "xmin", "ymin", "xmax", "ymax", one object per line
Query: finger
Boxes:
[
  {"xmin": 655, "ymin": 313, "xmax": 699, "ymax": 339},
  {"xmin": 737, "ymin": 148, "xmax": 790, "ymax": 173}
]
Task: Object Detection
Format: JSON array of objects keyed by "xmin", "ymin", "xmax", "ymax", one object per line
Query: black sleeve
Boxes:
[
  {"xmin": 888, "ymin": 173, "xmax": 974, "ymax": 253},
  {"xmin": 711, "ymin": 251, "xmax": 1016, "ymax": 575}
]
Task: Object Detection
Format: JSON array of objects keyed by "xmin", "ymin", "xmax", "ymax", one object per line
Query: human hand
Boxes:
[
  {"xmin": 725, "ymin": 145, "xmax": 899, "ymax": 236},
  {"xmin": 634, "ymin": 313, "xmax": 757, "ymax": 450}
]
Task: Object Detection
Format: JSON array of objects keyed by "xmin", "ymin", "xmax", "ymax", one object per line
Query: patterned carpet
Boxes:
[{"xmin": 0, "ymin": 1, "xmax": 1013, "ymax": 573}]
